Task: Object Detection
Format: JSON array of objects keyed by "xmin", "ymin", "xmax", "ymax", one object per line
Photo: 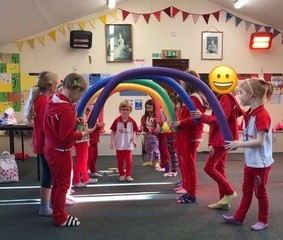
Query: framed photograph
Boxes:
[
  {"xmin": 201, "ymin": 31, "xmax": 223, "ymax": 60},
  {"xmin": 105, "ymin": 24, "xmax": 133, "ymax": 62}
]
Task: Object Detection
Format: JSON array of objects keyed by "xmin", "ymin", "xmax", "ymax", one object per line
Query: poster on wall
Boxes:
[{"xmin": 0, "ymin": 53, "xmax": 21, "ymax": 112}]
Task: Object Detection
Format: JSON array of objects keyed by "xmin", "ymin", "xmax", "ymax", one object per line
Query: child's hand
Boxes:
[
  {"xmin": 133, "ymin": 141, "xmax": 137, "ymax": 148},
  {"xmin": 190, "ymin": 110, "xmax": 202, "ymax": 119},
  {"xmin": 110, "ymin": 143, "xmax": 114, "ymax": 149},
  {"xmin": 96, "ymin": 122, "xmax": 105, "ymax": 129},
  {"xmin": 225, "ymin": 140, "xmax": 238, "ymax": 151}
]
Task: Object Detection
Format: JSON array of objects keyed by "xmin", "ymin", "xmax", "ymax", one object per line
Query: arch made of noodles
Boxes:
[
  {"xmin": 78, "ymin": 76, "xmax": 196, "ymax": 124},
  {"xmin": 88, "ymin": 83, "xmax": 172, "ymax": 121},
  {"xmin": 86, "ymin": 67, "xmax": 233, "ymax": 141}
]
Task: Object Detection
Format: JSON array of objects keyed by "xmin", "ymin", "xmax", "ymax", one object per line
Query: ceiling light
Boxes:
[
  {"xmin": 234, "ymin": 0, "xmax": 250, "ymax": 9},
  {"xmin": 249, "ymin": 32, "xmax": 273, "ymax": 50},
  {"xmin": 108, "ymin": 0, "xmax": 116, "ymax": 9}
]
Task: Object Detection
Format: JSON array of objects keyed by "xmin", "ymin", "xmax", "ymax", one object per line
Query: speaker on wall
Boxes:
[{"xmin": 70, "ymin": 30, "xmax": 92, "ymax": 49}]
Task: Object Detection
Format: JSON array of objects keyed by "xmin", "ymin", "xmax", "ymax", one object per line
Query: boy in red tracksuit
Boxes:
[
  {"xmin": 44, "ymin": 73, "xmax": 96, "ymax": 227},
  {"xmin": 191, "ymin": 92, "xmax": 244, "ymax": 209}
]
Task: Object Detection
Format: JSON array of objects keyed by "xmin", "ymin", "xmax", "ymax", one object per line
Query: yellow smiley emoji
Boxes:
[{"xmin": 209, "ymin": 65, "xmax": 238, "ymax": 94}]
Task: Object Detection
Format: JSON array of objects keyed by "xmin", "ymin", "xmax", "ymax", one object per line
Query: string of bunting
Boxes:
[{"xmin": 15, "ymin": 6, "xmax": 283, "ymax": 51}]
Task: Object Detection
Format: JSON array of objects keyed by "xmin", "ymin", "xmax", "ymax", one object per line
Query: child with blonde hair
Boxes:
[
  {"xmin": 110, "ymin": 100, "xmax": 138, "ymax": 182},
  {"xmin": 223, "ymin": 78, "xmax": 274, "ymax": 231}
]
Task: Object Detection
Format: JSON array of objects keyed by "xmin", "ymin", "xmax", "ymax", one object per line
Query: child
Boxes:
[
  {"xmin": 73, "ymin": 114, "xmax": 99, "ymax": 188},
  {"xmin": 110, "ymin": 100, "xmax": 138, "ymax": 182},
  {"xmin": 223, "ymin": 78, "xmax": 274, "ymax": 231},
  {"xmin": 87, "ymin": 105, "xmax": 105, "ymax": 178},
  {"xmin": 190, "ymin": 89, "xmax": 244, "ymax": 209},
  {"xmin": 171, "ymin": 70, "xmax": 208, "ymax": 203},
  {"xmin": 23, "ymin": 71, "xmax": 60, "ymax": 216},
  {"xmin": 44, "ymin": 73, "xmax": 96, "ymax": 227},
  {"xmin": 140, "ymin": 99, "xmax": 160, "ymax": 168}
]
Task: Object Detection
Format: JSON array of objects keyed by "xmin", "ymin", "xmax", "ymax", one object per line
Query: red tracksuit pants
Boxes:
[
  {"xmin": 204, "ymin": 146, "xmax": 234, "ymax": 199},
  {"xmin": 73, "ymin": 142, "xmax": 89, "ymax": 183},
  {"xmin": 116, "ymin": 150, "xmax": 132, "ymax": 177},
  {"xmin": 234, "ymin": 165, "xmax": 271, "ymax": 224},
  {"xmin": 45, "ymin": 146, "xmax": 72, "ymax": 226},
  {"xmin": 88, "ymin": 142, "xmax": 98, "ymax": 173},
  {"xmin": 181, "ymin": 140, "xmax": 200, "ymax": 197}
]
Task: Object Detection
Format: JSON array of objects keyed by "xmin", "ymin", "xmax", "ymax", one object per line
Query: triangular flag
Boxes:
[
  {"xmin": 163, "ymin": 7, "xmax": 172, "ymax": 18},
  {"xmin": 48, "ymin": 30, "xmax": 56, "ymax": 41},
  {"xmin": 57, "ymin": 25, "xmax": 66, "ymax": 35},
  {"xmin": 16, "ymin": 41, "xmax": 24, "ymax": 51},
  {"xmin": 182, "ymin": 11, "xmax": 190, "ymax": 22},
  {"xmin": 37, "ymin": 36, "xmax": 45, "ymax": 46},
  {"xmin": 132, "ymin": 13, "xmax": 140, "ymax": 23},
  {"xmin": 264, "ymin": 26, "xmax": 272, "ymax": 32},
  {"xmin": 254, "ymin": 24, "xmax": 262, "ymax": 32},
  {"xmin": 235, "ymin": 17, "xmax": 242, "ymax": 27},
  {"xmin": 245, "ymin": 21, "xmax": 252, "ymax": 31},
  {"xmin": 99, "ymin": 15, "xmax": 107, "ymax": 24},
  {"xmin": 153, "ymin": 11, "xmax": 161, "ymax": 21},
  {"xmin": 78, "ymin": 21, "xmax": 86, "ymax": 30},
  {"xmin": 273, "ymin": 29, "xmax": 280, "ymax": 38},
  {"xmin": 143, "ymin": 13, "xmax": 150, "ymax": 24},
  {"xmin": 192, "ymin": 14, "xmax": 200, "ymax": 24},
  {"xmin": 122, "ymin": 10, "xmax": 130, "ymax": 20},
  {"xmin": 89, "ymin": 19, "xmax": 96, "ymax": 29},
  {"xmin": 27, "ymin": 39, "xmax": 35, "ymax": 49},
  {"xmin": 202, "ymin": 14, "xmax": 210, "ymax": 24},
  {"xmin": 67, "ymin": 22, "xmax": 76, "ymax": 31},
  {"xmin": 109, "ymin": 9, "xmax": 118, "ymax": 19},
  {"xmin": 226, "ymin": 12, "xmax": 233, "ymax": 22},
  {"xmin": 212, "ymin": 11, "xmax": 220, "ymax": 21},
  {"xmin": 172, "ymin": 7, "xmax": 180, "ymax": 18}
]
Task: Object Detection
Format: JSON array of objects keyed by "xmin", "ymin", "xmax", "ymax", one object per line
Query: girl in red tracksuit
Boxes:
[
  {"xmin": 23, "ymin": 71, "xmax": 60, "ymax": 216},
  {"xmin": 171, "ymin": 70, "xmax": 208, "ymax": 204},
  {"xmin": 191, "ymin": 92, "xmax": 244, "ymax": 209},
  {"xmin": 44, "ymin": 73, "xmax": 95, "ymax": 227}
]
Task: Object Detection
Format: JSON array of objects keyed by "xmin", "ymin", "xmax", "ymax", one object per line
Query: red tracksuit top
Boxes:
[
  {"xmin": 201, "ymin": 93, "xmax": 244, "ymax": 147},
  {"xmin": 33, "ymin": 94, "xmax": 50, "ymax": 154},
  {"xmin": 179, "ymin": 94, "xmax": 207, "ymax": 140},
  {"xmin": 44, "ymin": 93, "xmax": 82, "ymax": 150}
]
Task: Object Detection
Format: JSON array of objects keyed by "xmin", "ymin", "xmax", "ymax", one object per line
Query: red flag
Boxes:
[{"xmin": 122, "ymin": 10, "xmax": 130, "ymax": 20}]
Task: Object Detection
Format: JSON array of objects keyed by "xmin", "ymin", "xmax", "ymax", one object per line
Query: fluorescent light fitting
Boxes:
[
  {"xmin": 234, "ymin": 0, "xmax": 250, "ymax": 9},
  {"xmin": 108, "ymin": 0, "xmax": 116, "ymax": 9}
]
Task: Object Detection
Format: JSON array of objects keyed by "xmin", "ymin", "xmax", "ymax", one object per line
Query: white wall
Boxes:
[{"xmin": 1, "ymin": 0, "xmax": 283, "ymax": 131}]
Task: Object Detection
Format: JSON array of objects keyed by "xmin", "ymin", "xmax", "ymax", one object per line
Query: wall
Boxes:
[{"xmin": 0, "ymin": 0, "xmax": 283, "ymax": 146}]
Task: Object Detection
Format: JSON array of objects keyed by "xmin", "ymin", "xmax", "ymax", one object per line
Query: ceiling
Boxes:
[{"xmin": 0, "ymin": 0, "xmax": 282, "ymax": 47}]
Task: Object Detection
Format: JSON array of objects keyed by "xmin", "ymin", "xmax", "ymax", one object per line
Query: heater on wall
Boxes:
[{"xmin": 70, "ymin": 30, "xmax": 92, "ymax": 49}]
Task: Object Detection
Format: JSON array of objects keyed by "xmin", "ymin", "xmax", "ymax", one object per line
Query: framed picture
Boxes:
[
  {"xmin": 105, "ymin": 24, "xmax": 133, "ymax": 62},
  {"xmin": 201, "ymin": 31, "xmax": 223, "ymax": 60}
]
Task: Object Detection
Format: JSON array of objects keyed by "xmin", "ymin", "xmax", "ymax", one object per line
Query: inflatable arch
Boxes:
[{"xmin": 81, "ymin": 67, "xmax": 233, "ymax": 141}]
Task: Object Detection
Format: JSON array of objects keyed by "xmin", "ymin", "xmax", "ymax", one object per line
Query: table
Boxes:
[{"xmin": 0, "ymin": 124, "xmax": 40, "ymax": 181}]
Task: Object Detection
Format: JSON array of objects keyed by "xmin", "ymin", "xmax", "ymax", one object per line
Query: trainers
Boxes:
[
  {"xmin": 126, "ymin": 176, "xmax": 134, "ymax": 182},
  {"xmin": 73, "ymin": 182, "xmax": 86, "ymax": 188},
  {"xmin": 89, "ymin": 172, "xmax": 103, "ymax": 177},
  {"xmin": 163, "ymin": 172, "xmax": 170, "ymax": 177},
  {"xmin": 176, "ymin": 194, "xmax": 196, "ymax": 204},
  {"xmin": 208, "ymin": 203, "xmax": 230, "ymax": 210},
  {"xmin": 157, "ymin": 168, "xmax": 165, "ymax": 172},
  {"xmin": 83, "ymin": 178, "xmax": 98, "ymax": 184},
  {"xmin": 142, "ymin": 161, "xmax": 152, "ymax": 166},
  {"xmin": 175, "ymin": 188, "xmax": 187, "ymax": 194},
  {"xmin": 175, "ymin": 181, "xmax": 182, "ymax": 187},
  {"xmin": 39, "ymin": 208, "xmax": 53, "ymax": 216},
  {"xmin": 168, "ymin": 171, "xmax": 177, "ymax": 177},
  {"xmin": 119, "ymin": 176, "xmax": 125, "ymax": 181},
  {"xmin": 222, "ymin": 215, "xmax": 242, "ymax": 225},
  {"xmin": 217, "ymin": 191, "xmax": 237, "ymax": 205},
  {"xmin": 173, "ymin": 186, "xmax": 183, "ymax": 191},
  {"xmin": 251, "ymin": 222, "xmax": 268, "ymax": 231}
]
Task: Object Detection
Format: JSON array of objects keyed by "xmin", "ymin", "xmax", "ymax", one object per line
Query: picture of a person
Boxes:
[{"xmin": 207, "ymin": 38, "xmax": 218, "ymax": 54}]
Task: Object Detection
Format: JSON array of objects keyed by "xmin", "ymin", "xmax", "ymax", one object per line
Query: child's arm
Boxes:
[
  {"xmin": 132, "ymin": 131, "xmax": 137, "ymax": 148},
  {"xmin": 110, "ymin": 130, "xmax": 115, "ymax": 149},
  {"xmin": 225, "ymin": 130, "xmax": 266, "ymax": 151}
]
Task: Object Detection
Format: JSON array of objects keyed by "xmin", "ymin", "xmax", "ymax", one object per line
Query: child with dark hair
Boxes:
[{"xmin": 140, "ymin": 99, "xmax": 160, "ymax": 168}]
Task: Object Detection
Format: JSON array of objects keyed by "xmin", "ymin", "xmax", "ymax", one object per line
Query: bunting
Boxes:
[{"xmin": 14, "ymin": 5, "xmax": 283, "ymax": 50}]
